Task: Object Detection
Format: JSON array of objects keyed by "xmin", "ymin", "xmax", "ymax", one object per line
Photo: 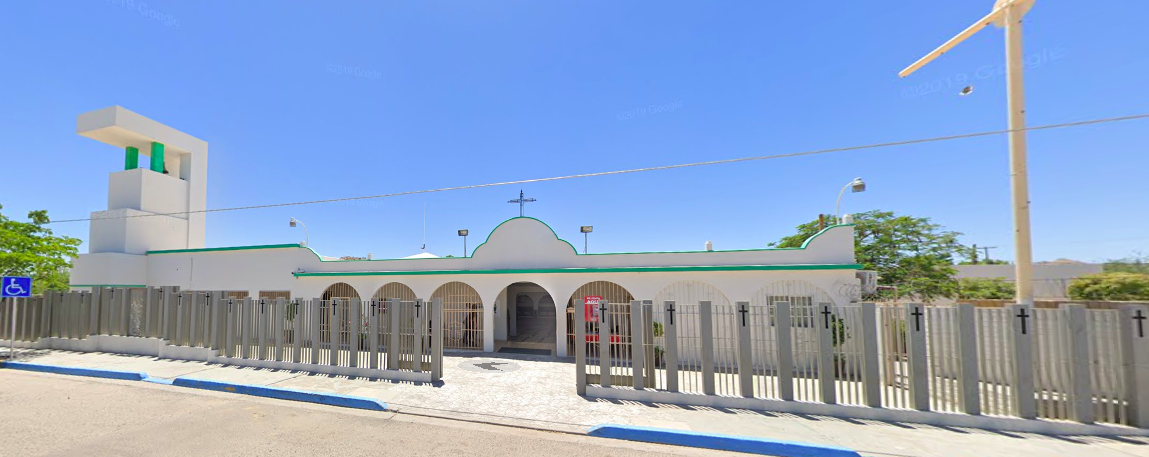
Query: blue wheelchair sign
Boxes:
[{"xmin": 2, "ymin": 276, "xmax": 32, "ymax": 297}]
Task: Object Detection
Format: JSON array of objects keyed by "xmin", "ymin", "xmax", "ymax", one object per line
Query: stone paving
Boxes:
[{"xmin": 7, "ymin": 348, "xmax": 1149, "ymax": 457}]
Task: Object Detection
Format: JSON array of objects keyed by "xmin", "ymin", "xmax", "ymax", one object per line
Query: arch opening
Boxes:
[{"xmin": 431, "ymin": 281, "xmax": 483, "ymax": 350}]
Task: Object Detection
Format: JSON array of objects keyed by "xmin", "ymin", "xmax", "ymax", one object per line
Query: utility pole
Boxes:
[
  {"xmin": 981, "ymin": 245, "xmax": 998, "ymax": 263},
  {"xmin": 898, "ymin": 0, "xmax": 1037, "ymax": 305}
]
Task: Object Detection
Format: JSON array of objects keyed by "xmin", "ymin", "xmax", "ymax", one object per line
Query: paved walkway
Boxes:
[{"xmin": 6, "ymin": 348, "xmax": 1149, "ymax": 457}]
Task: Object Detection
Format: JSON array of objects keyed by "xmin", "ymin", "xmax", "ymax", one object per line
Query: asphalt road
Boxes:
[{"xmin": 0, "ymin": 370, "xmax": 728, "ymax": 457}]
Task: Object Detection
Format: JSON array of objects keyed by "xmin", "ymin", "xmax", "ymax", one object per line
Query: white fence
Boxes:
[
  {"xmin": 575, "ymin": 300, "xmax": 1149, "ymax": 432},
  {"xmin": 1, "ymin": 287, "xmax": 443, "ymax": 382}
]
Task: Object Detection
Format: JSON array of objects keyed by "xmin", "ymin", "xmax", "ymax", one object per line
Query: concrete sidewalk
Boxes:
[{"xmin": 7, "ymin": 348, "xmax": 1149, "ymax": 457}]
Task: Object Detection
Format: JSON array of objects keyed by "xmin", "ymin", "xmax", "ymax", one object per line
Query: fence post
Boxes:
[
  {"xmin": 368, "ymin": 300, "xmax": 380, "ymax": 369},
  {"xmin": 208, "ymin": 292, "xmax": 219, "ymax": 350},
  {"xmin": 89, "ymin": 288, "xmax": 102, "ymax": 336},
  {"xmin": 119, "ymin": 288, "xmax": 130, "ymax": 336},
  {"xmin": 144, "ymin": 288, "xmax": 154, "ymax": 338},
  {"xmin": 273, "ymin": 297, "xmax": 285, "ymax": 362},
  {"xmin": 598, "ymin": 300, "xmax": 612, "ymax": 387},
  {"xmin": 956, "ymin": 303, "xmax": 981, "ymax": 415},
  {"xmin": 905, "ymin": 303, "xmax": 930, "ymax": 411},
  {"xmin": 736, "ymin": 301, "xmax": 754, "ymax": 397},
  {"xmin": 576, "ymin": 298, "xmax": 587, "ymax": 395},
  {"xmin": 224, "ymin": 298, "xmax": 236, "ymax": 358},
  {"xmin": 861, "ymin": 303, "xmax": 882, "ymax": 408},
  {"xmin": 817, "ymin": 302, "xmax": 837, "ymax": 404},
  {"xmin": 161, "ymin": 288, "xmax": 172, "ymax": 341},
  {"xmin": 1119, "ymin": 304, "xmax": 1149, "ymax": 427},
  {"xmin": 432, "ymin": 297, "xmax": 444, "ymax": 382},
  {"xmin": 190, "ymin": 292, "xmax": 202, "ymax": 347},
  {"xmin": 344, "ymin": 298, "xmax": 357, "ymax": 368},
  {"xmin": 387, "ymin": 298, "xmax": 400, "ymax": 370},
  {"xmin": 630, "ymin": 300, "xmax": 644, "ymax": 390},
  {"xmin": 1065, "ymin": 305, "xmax": 1093, "ymax": 424},
  {"xmin": 643, "ymin": 300, "xmax": 656, "ymax": 387},
  {"xmin": 664, "ymin": 301, "xmax": 679, "ymax": 392},
  {"xmin": 775, "ymin": 301, "xmax": 794, "ymax": 401},
  {"xmin": 240, "ymin": 297, "xmax": 253, "ymax": 358},
  {"xmin": 700, "ymin": 300, "xmax": 716, "ymax": 396},
  {"xmin": 310, "ymin": 298, "xmax": 321, "ymax": 365},
  {"xmin": 176, "ymin": 292, "xmax": 188, "ymax": 346},
  {"xmin": 413, "ymin": 299, "xmax": 424, "ymax": 373},
  {"xmin": 256, "ymin": 298, "xmax": 268, "ymax": 360},
  {"xmin": 329, "ymin": 298, "xmax": 340, "ymax": 366},
  {"xmin": 1008, "ymin": 303, "xmax": 1036, "ymax": 419},
  {"xmin": 292, "ymin": 299, "xmax": 303, "ymax": 363}
]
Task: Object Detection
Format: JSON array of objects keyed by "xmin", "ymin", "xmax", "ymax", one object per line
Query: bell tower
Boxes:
[{"xmin": 70, "ymin": 106, "xmax": 207, "ymax": 287}]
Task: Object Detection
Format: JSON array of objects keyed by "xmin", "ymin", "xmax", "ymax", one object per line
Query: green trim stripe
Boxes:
[
  {"xmin": 143, "ymin": 220, "xmax": 855, "ymax": 261},
  {"xmin": 148, "ymin": 243, "xmax": 302, "ymax": 255},
  {"xmin": 293, "ymin": 264, "xmax": 862, "ymax": 277}
]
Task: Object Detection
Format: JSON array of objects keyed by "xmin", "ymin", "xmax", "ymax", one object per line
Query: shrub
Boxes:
[
  {"xmin": 1068, "ymin": 272, "xmax": 1149, "ymax": 301},
  {"xmin": 957, "ymin": 277, "xmax": 1016, "ymax": 300}
]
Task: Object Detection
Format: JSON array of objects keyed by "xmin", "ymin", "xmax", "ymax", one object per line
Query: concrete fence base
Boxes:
[
  {"xmin": 586, "ymin": 386, "xmax": 1149, "ymax": 437},
  {"xmin": 2, "ymin": 335, "xmax": 431, "ymax": 383}
]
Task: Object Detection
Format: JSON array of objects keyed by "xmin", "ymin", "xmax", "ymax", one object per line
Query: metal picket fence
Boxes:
[
  {"xmin": 576, "ymin": 299, "xmax": 1149, "ymax": 428},
  {"xmin": 2, "ymin": 288, "xmax": 443, "ymax": 382}
]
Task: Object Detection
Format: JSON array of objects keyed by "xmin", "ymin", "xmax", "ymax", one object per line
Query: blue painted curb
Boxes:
[
  {"xmin": 142, "ymin": 376, "xmax": 175, "ymax": 385},
  {"xmin": 171, "ymin": 377, "xmax": 388, "ymax": 412},
  {"xmin": 0, "ymin": 361, "xmax": 148, "ymax": 381},
  {"xmin": 587, "ymin": 424, "xmax": 861, "ymax": 457}
]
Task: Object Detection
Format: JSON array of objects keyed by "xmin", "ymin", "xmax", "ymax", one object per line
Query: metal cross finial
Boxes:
[
  {"xmin": 738, "ymin": 303, "xmax": 750, "ymax": 327},
  {"xmin": 911, "ymin": 306, "xmax": 924, "ymax": 332},
  {"xmin": 1016, "ymin": 307, "xmax": 1030, "ymax": 335},
  {"xmin": 822, "ymin": 305, "xmax": 833, "ymax": 330},
  {"xmin": 666, "ymin": 302, "xmax": 676, "ymax": 325},
  {"xmin": 1134, "ymin": 309, "xmax": 1147, "ymax": 338},
  {"xmin": 507, "ymin": 190, "xmax": 537, "ymax": 217}
]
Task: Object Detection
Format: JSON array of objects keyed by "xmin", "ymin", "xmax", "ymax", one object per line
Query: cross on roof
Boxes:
[{"xmin": 507, "ymin": 190, "xmax": 537, "ymax": 217}]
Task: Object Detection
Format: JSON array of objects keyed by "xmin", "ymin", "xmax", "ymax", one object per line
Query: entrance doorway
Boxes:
[{"xmin": 498, "ymin": 282, "xmax": 556, "ymax": 355}]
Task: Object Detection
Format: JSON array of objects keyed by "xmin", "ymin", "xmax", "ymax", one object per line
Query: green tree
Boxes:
[
  {"xmin": 770, "ymin": 210, "xmax": 965, "ymax": 302},
  {"xmin": 957, "ymin": 277, "xmax": 1016, "ymax": 300},
  {"xmin": 1068, "ymin": 272, "xmax": 1149, "ymax": 301},
  {"xmin": 1104, "ymin": 252, "xmax": 1149, "ymax": 274},
  {"xmin": 0, "ymin": 204, "xmax": 81, "ymax": 294}
]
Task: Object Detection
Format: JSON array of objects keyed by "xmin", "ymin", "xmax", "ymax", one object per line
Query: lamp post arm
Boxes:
[
  {"xmin": 835, "ymin": 182, "xmax": 852, "ymax": 224},
  {"xmin": 296, "ymin": 220, "xmax": 309, "ymax": 247}
]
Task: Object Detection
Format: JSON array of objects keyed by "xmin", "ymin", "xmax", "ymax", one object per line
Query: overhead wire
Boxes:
[{"xmin": 45, "ymin": 112, "xmax": 1149, "ymax": 224}]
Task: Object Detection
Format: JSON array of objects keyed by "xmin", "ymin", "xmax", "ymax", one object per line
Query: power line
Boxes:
[{"xmin": 47, "ymin": 112, "xmax": 1149, "ymax": 224}]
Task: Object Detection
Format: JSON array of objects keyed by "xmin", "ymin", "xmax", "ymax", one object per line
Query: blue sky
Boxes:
[{"xmin": 1, "ymin": 1, "xmax": 1146, "ymax": 263}]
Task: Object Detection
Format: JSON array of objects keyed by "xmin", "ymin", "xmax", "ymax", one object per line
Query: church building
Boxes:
[{"xmin": 69, "ymin": 106, "xmax": 863, "ymax": 357}]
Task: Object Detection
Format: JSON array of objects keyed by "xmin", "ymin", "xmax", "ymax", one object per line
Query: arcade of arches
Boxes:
[{"xmin": 318, "ymin": 279, "xmax": 836, "ymax": 356}]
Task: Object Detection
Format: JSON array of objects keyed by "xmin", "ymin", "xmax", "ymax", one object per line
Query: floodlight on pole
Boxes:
[
  {"xmin": 289, "ymin": 217, "xmax": 309, "ymax": 247},
  {"xmin": 580, "ymin": 226, "xmax": 593, "ymax": 254},
  {"xmin": 458, "ymin": 229, "xmax": 469, "ymax": 257},
  {"xmin": 898, "ymin": 0, "xmax": 1037, "ymax": 306},
  {"xmin": 835, "ymin": 177, "xmax": 866, "ymax": 224}
]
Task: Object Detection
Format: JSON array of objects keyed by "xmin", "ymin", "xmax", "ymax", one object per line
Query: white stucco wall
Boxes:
[{"xmin": 72, "ymin": 218, "xmax": 859, "ymax": 355}]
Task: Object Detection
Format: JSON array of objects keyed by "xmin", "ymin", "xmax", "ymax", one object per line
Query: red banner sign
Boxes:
[{"xmin": 584, "ymin": 295, "xmax": 602, "ymax": 323}]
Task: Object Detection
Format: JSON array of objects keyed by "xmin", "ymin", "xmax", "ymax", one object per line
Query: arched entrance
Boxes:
[
  {"xmin": 565, "ymin": 281, "xmax": 635, "ymax": 357},
  {"xmin": 498, "ymin": 282, "xmax": 556, "ymax": 355},
  {"xmin": 431, "ymin": 281, "xmax": 483, "ymax": 351}
]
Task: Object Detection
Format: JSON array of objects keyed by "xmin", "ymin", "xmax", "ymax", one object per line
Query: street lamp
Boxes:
[
  {"xmin": 835, "ymin": 177, "xmax": 866, "ymax": 223},
  {"xmin": 580, "ymin": 226, "xmax": 593, "ymax": 254},
  {"xmin": 898, "ymin": 0, "xmax": 1036, "ymax": 306},
  {"xmin": 289, "ymin": 218, "xmax": 309, "ymax": 247},
  {"xmin": 458, "ymin": 229, "xmax": 469, "ymax": 257}
]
